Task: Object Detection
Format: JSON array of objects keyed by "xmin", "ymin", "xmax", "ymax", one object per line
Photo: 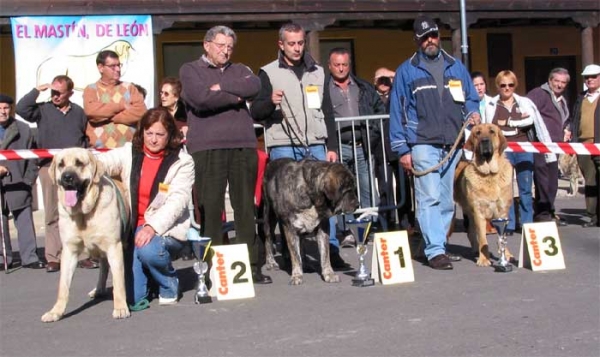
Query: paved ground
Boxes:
[{"xmin": 0, "ymin": 179, "xmax": 598, "ymax": 357}]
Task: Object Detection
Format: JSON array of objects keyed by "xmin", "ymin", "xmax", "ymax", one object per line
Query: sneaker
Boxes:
[
  {"xmin": 158, "ymin": 296, "xmax": 178, "ymax": 306},
  {"xmin": 340, "ymin": 234, "xmax": 356, "ymax": 248}
]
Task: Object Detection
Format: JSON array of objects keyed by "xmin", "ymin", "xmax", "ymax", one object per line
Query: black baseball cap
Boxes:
[{"xmin": 413, "ymin": 15, "xmax": 439, "ymax": 39}]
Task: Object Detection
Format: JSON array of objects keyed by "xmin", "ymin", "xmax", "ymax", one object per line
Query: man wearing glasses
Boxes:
[
  {"xmin": 389, "ymin": 16, "xmax": 480, "ymax": 270},
  {"xmin": 570, "ymin": 64, "xmax": 600, "ymax": 228},
  {"xmin": 16, "ymin": 75, "xmax": 88, "ymax": 272},
  {"xmin": 83, "ymin": 50, "xmax": 146, "ymax": 149},
  {"xmin": 179, "ymin": 26, "xmax": 272, "ymax": 284}
]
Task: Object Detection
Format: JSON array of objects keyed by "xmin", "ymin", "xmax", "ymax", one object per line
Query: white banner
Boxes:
[{"xmin": 10, "ymin": 15, "xmax": 155, "ymax": 112}]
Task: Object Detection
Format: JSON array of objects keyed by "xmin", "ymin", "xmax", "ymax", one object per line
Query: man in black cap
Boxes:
[
  {"xmin": 0, "ymin": 94, "xmax": 45, "ymax": 270},
  {"xmin": 389, "ymin": 16, "xmax": 481, "ymax": 270}
]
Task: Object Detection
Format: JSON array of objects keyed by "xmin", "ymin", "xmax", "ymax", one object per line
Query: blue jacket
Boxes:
[{"xmin": 389, "ymin": 50, "xmax": 479, "ymax": 157}]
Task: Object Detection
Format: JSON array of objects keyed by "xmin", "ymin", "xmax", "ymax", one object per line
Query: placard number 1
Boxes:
[{"xmin": 394, "ymin": 247, "xmax": 406, "ymax": 268}]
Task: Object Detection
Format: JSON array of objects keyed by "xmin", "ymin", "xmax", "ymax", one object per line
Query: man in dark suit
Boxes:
[{"xmin": 0, "ymin": 94, "xmax": 45, "ymax": 270}]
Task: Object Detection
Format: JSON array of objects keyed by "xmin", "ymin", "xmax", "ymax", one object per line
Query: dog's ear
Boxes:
[
  {"xmin": 464, "ymin": 127, "xmax": 478, "ymax": 152},
  {"xmin": 48, "ymin": 154, "xmax": 59, "ymax": 184},
  {"xmin": 89, "ymin": 151, "xmax": 105, "ymax": 184},
  {"xmin": 497, "ymin": 128, "xmax": 508, "ymax": 154}
]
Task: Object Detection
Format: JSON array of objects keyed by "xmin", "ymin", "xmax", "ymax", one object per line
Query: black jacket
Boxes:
[
  {"xmin": 0, "ymin": 117, "xmax": 38, "ymax": 211},
  {"xmin": 570, "ymin": 91, "xmax": 600, "ymax": 163},
  {"xmin": 325, "ymin": 73, "xmax": 386, "ymax": 157}
]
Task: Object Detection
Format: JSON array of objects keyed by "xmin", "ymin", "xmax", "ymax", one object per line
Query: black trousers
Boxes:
[
  {"xmin": 375, "ymin": 159, "xmax": 414, "ymax": 230},
  {"xmin": 192, "ymin": 148, "xmax": 259, "ymax": 267},
  {"xmin": 533, "ymin": 153, "xmax": 559, "ymax": 221}
]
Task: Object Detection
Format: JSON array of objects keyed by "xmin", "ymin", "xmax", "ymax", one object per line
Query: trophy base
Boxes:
[
  {"xmin": 194, "ymin": 295, "xmax": 212, "ymax": 304},
  {"xmin": 494, "ymin": 264, "xmax": 513, "ymax": 273},
  {"xmin": 352, "ymin": 277, "xmax": 375, "ymax": 287}
]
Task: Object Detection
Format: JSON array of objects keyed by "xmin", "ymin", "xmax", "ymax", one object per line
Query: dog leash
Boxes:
[
  {"xmin": 102, "ymin": 175, "xmax": 130, "ymax": 240},
  {"xmin": 280, "ymin": 93, "xmax": 318, "ymax": 161},
  {"xmin": 410, "ymin": 119, "xmax": 470, "ymax": 177}
]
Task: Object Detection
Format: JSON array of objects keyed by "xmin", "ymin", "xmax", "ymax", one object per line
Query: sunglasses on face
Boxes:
[
  {"xmin": 584, "ymin": 75, "xmax": 599, "ymax": 80},
  {"xmin": 376, "ymin": 77, "xmax": 393, "ymax": 86},
  {"xmin": 159, "ymin": 91, "xmax": 172, "ymax": 97},
  {"xmin": 51, "ymin": 90, "xmax": 66, "ymax": 97},
  {"xmin": 499, "ymin": 83, "xmax": 515, "ymax": 88}
]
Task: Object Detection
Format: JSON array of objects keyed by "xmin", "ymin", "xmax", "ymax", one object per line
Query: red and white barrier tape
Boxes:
[
  {"xmin": 0, "ymin": 142, "xmax": 599, "ymax": 160},
  {"xmin": 0, "ymin": 148, "xmax": 109, "ymax": 161},
  {"xmin": 506, "ymin": 142, "xmax": 600, "ymax": 156}
]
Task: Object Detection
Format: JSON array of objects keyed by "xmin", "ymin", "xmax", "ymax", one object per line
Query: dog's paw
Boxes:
[
  {"xmin": 112, "ymin": 308, "xmax": 131, "ymax": 319},
  {"xmin": 88, "ymin": 288, "xmax": 109, "ymax": 299},
  {"xmin": 289, "ymin": 275, "xmax": 304, "ymax": 285},
  {"xmin": 265, "ymin": 261, "xmax": 280, "ymax": 271},
  {"xmin": 476, "ymin": 256, "xmax": 492, "ymax": 267},
  {"xmin": 323, "ymin": 272, "xmax": 340, "ymax": 283},
  {"xmin": 41, "ymin": 311, "xmax": 62, "ymax": 323}
]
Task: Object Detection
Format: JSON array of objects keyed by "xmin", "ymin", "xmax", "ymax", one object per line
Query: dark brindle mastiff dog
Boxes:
[{"xmin": 263, "ymin": 158, "xmax": 358, "ymax": 285}]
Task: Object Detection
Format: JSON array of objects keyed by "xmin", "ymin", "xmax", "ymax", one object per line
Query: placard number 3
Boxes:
[{"xmin": 542, "ymin": 236, "xmax": 558, "ymax": 256}]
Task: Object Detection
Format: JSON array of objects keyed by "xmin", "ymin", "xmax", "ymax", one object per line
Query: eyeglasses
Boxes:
[
  {"xmin": 159, "ymin": 91, "xmax": 172, "ymax": 97},
  {"xmin": 583, "ymin": 75, "xmax": 599, "ymax": 80},
  {"xmin": 104, "ymin": 63, "xmax": 122, "ymax": 70},
  {"xmin": 499, "ymin": 83, "xmax": 516, "ymax": 88},
  {"xmin": 210, "ymin": 41, "xmax": 234, "ymax": 51}
]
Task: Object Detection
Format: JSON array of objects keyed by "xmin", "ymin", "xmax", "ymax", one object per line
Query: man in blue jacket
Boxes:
[{"xmin": 389, "ymin": 16, "xmax": 480, "ymax": 270}]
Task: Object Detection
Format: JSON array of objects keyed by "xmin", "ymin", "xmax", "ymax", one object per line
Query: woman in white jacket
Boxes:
[
  {"xmin": 99, "ymin": 107, "xmax": 194, "ymax": 310},
  {"xmin": 483, "ymin": 70, "xmax": 554, "ymax": 235}
]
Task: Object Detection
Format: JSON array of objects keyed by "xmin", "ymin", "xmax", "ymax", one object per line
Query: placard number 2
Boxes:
[{"xmin": 231, "ymin": 261, "xmax": 249, "ymax": 283}]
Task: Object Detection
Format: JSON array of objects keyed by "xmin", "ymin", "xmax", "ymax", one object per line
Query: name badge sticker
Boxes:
[
  {"xmin": 149, "ymin": 182, "xmax": 169, "ymax": 209},
  {"xmin": 448, "ymin": 79, "xmax": 465, "ymax": 103},
  {"xmin": 305, "ymin": 85, "xmax": 321, "ymax": 109}
]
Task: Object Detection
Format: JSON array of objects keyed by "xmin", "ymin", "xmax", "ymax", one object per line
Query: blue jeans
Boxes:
[
  {"xmin": 412, "ymin": 145, "xmax": 461, "ymax": 260},
  {"xmin": 505, "ymin": 152, "xmax": 534, "ymax": 231},
  {"xmin": 132, "ymin": 226, "xmax": 184, "ymax": 303},
  {"xmin": 338, "ymin": 143, "xmax": 376, "ymax": 231},
  {"xmin": 269, "ymin": 145, "xmax": 340, "ymax": 253}
]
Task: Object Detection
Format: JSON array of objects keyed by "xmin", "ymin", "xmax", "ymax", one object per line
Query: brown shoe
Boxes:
[
  {"xmin": 46, "ymin": 262, "xmax": 60, "ymax": 273},
  {"xmin": 428, "ymin": 254, "xmax": 453, "ymax": 270},
  {"xmin": 77, "ymin": 258, "xmax": 100, "ymax": 269}
]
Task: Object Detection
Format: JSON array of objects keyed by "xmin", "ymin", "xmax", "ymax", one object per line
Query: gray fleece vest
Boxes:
[{"xmin": 262, "ymin": 60, "xmax": 327, "ymax": 148}]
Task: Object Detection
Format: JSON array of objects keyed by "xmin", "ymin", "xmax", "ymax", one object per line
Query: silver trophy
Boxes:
[
  {"xmin": 347, "ymin": 216, "xmax": 375, "ymax": 287},
  {"xmin": 490, "ymin": 218, "xmax": 512, "ymax": 272},
  {"xmin": 188, "ymin": 230, "xmax": 212, "ymax": 304}
]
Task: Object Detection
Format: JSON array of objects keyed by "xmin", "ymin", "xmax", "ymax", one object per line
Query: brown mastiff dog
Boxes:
[{"xmin": 454, "ymin": 124, "xmax": 514, "ymax": 267}]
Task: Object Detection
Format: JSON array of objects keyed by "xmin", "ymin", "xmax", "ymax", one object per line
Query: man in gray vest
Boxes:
[{"xmin": 251, "ymin": 22, "xmax": 349, "ymax": 270}]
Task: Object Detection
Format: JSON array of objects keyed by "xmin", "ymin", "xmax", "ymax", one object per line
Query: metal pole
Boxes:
[
  {"xmin": 460, "ymin": 0, "xmax": 470, "ymax": 69},
  {"xmin": 0, "ymin": 183, "xmax": 8, "ymax": 272}
]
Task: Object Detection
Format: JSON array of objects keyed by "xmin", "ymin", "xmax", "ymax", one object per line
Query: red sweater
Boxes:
[{"xmin": 136, "ymin": 146, "xmax": 165, "ymax": 227}]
